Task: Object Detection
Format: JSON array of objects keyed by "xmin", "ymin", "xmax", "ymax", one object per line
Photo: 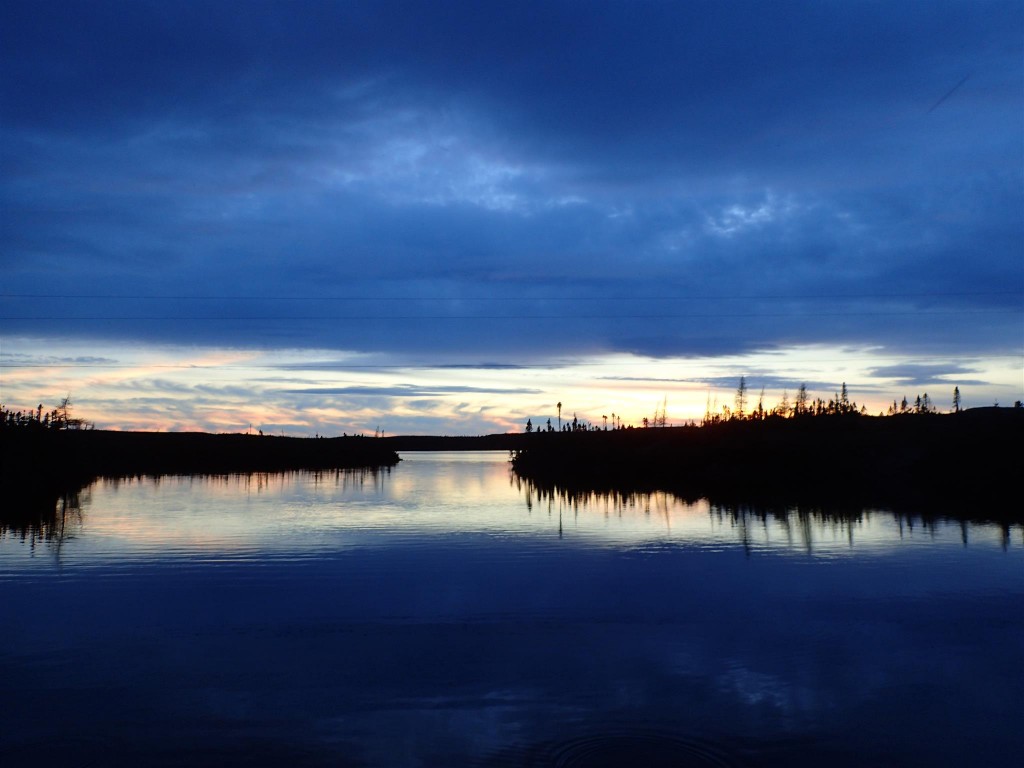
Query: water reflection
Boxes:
[
  {"xmin": 1, "ymin": 452, "xmax": 1022, "ymax": 767},
  {"xmin": 0, "ymin": 487, "xmax": 87, "ymax": 555},
  {"xmin": 0, "ymin": 467, "xmax": 392, "ymax": 570},
  {"xmin": 516, "ymin": 477, "xmax": 1023, "ymax": 553},
  {"xmin": 2, "ymin": 454, "xmax": 1020, "ymax": 570},
  {"xmin": 90, "ymin": 465, "xmax": 391, "ymax": 496}
]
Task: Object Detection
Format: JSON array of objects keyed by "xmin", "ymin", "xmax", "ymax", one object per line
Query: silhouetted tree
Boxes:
[
  {"xmin": 0, "ymin": 397, "xmax": 92, "ymax": 431},
  {"xmin": 777, "ymin": 389, "xmax": 790, "ymax": 417},
  {"xmin": 525, "ymin": 418, "xmax": 533, "ymax": 433},
  {"xmin": 795, "ymin": 384, "xmax": 808, "ymax": 416},
  {"xmin": 557, "ymin": 402, "xmax": 562, "ymax": 431},
  {"xmin": 58, "ymin": 394, "xmax": 71, "ymax": 426},
  {"xmin": 953, "ymin": 386, "xmax": 961, "ymax": 413},
  {"xmin": 735, "ymin": 376, "xmax": 747, "ymax": 419}
]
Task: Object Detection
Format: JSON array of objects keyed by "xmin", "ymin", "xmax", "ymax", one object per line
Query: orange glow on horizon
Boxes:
[{"xmin": 2, "ymin": 338, "xmax": 1020, "ymax": 435}]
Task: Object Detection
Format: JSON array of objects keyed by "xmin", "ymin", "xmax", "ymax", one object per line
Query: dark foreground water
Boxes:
[{"xmin": 2, "ymin": 452, "xmax": 1022, "ymax": 767}]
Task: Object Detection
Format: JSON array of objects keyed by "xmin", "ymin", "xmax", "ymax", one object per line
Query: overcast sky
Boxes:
[{"xmin": 2, "ymin": 1, "xmax": 1022, "ymax": 434}]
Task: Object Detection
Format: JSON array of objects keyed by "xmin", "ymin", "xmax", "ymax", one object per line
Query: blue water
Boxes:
[{"xmin": 2, "ymin": 452, "xmax": 1022, "ymax": 766}]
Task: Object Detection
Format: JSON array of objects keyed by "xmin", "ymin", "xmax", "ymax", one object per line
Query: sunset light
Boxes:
[
  {"xmin": 2, "ymin": 336, "xmax": 1019, "ymax": 435},
  {"xmin": 2, "ymin": 4, "xmax": 1021, "ymax": 765}
]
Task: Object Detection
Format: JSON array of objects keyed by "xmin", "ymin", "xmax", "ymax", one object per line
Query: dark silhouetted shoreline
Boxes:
[
  {"xmin": 510, "ymin": 408, "xmax": 1022, "ymax": 520},
  {"xmin": 382, "ymin": 434, "xmax": 528, "ymax": 451},
  {"xmin": 1, "ymin": 429, "xmax": 400, "ymax": 505},
  {"xmin": 4, "ymin": 409, "xmax": 1021, "ymax": 528}
]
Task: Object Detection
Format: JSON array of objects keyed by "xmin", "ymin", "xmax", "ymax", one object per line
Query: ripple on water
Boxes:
[{"xmin": 481, "ymin": 728, "xmax": 741, "ymax": 768}]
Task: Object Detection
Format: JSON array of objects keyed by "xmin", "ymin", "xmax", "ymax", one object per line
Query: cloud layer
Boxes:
[{"xmin": 2, "ymin": 1, "xmax": 1021, "ymax": 429}]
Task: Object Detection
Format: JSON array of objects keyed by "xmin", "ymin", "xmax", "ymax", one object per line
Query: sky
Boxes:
[{"xmin": 2, "ymin": 0, "xmax": 1022, "ymax": 435}]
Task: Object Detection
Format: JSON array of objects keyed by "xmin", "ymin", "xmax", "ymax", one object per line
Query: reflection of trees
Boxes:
[
  {"xmin": 1, "ymin": 468, "xmax": 393, "ymax": 556},
  {"xmin": 522, "ymin": 483, "xmax": 674, "ymax": 519},
  {"xmin": 514, "ymin": 473, "xmax": 684, "ymax": 531},
  {"xmin": 98, "ymin": 467, "xmax": 393, "ymax": 498},
  {"xmin": 0, "ymin": 486, "xmax": 87, "ymax": 555},
  {"xmin": 710, "ymin": 502, "xmax": 871, "ymax": 554},
  {"xmin": 515, "ymin": 477, "xmax": 1021, "ymax": 551},
  {"xmin": 233, "ymin": 467, "xmax": 391, "ymax": 496}
]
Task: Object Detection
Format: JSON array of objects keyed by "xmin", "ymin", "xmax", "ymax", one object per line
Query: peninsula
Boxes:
[{"xmin": 509, "ymin": 408, "xmax": 1022, "ymax": 517}]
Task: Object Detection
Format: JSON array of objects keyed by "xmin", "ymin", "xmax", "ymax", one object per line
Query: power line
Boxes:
[
  {"xmin": 2, "ymin": 309, "xmax": 1019, "ymax": 321},
  {"xmin": 1, "ymin": 291, "xmax": 1021, "ymax": 301},
  {"xmin": 3, "ymin": 354, "xmax": 1022, "ymax": 370}
]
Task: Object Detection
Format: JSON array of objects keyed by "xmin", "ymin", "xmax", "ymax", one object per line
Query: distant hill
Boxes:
[{"xmin": 382, "ymin": 434, "xmax": 525, "ymax": 451}]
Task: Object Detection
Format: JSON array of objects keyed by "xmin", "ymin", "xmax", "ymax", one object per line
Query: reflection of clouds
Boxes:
[
  {"xmin": 57, "ymin": 470, "xmax": 392, "ymax": 559},
  {"xmin": 670, "ymin": 649, "xmax": 837, "ymax": 731},
  {"xmin": 718, "ymin": 664, "xmax": 793, "ymax": 710},
  {"xmin": 314, "ymin": 679, "xmax": 557, "ymax": 766},
  {"xmin": 713, "ymin": 662, "xmax": 842, "ymax": 733}
]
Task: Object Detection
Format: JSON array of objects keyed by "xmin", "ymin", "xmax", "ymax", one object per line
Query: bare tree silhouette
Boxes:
[{"xmin": 735, "ymin": 377, "xmax": 748, "ymax": 419}]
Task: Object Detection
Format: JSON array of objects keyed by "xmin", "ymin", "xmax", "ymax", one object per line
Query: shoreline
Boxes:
[
  {"xmin": 3, "ymin": 408, "xmax": 1020, "ymax": 524},
  {"xmin": 509, "ymin": 408, "xmax": 1023, "ymax": 521},
  {"xmin": 1, "ymin": 429, "xmax": 400, "ymax": 498}
]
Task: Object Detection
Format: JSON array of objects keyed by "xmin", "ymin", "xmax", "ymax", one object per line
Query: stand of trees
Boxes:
[
  {"xmin": 511, "ymin": 402, "xmax": 1023, "ymax": 514},
  {"xmin": 526, "ymin": 412, "xmax": 598, "ymax": 433},
  {"xmin": 527, "ymin": 382, "xmax": 1009, "ymax": 437},
  {"xmin": 0, "ymin": 397, "xmax": 92, "ymax": 431},
  {"xmin": 704, "ymin": 380, "xmax": 866, "ymax": 423}
]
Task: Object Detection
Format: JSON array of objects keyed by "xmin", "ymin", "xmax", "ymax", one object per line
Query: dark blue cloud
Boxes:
[
  {"xmin": 1, "ymin": 0, "xmax": 1021, "ymax": 367},
  {"xmin": 867, "ymin": 363, "xmax": 990, "ymax": 388}
]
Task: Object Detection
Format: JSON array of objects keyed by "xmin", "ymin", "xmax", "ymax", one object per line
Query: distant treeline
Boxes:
[
  {"xmin": 383, "ymin": 434, "xmax": 529, "ymax": 451},
  {"xmin": 1, "ymin": 397, "xmax": 93, "ymax": 432},
  {"xmin": 2, "ymin": 429, "xmax": 399, "ymax": 481},
  {"xmin": 521, "ymin": 382, "xmax": 1005, "ymax": 434},
  {"xmin": 511, "ymin": 408, "xmax": 1023, "ymax": 517},
  {"xmin": 0, "ymin": 428, "xmax": 401, "ymax": 524}
]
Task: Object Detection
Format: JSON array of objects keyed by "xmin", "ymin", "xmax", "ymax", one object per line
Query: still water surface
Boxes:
[{"xmin": 2, "ymin": 452, "xmax": 1022, "ymax": 766}]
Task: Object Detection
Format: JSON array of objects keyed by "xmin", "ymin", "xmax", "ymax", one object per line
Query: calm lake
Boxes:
[{"xmin": 2, "ymin": 451, "xmax": 1022, "ymax": 767}]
